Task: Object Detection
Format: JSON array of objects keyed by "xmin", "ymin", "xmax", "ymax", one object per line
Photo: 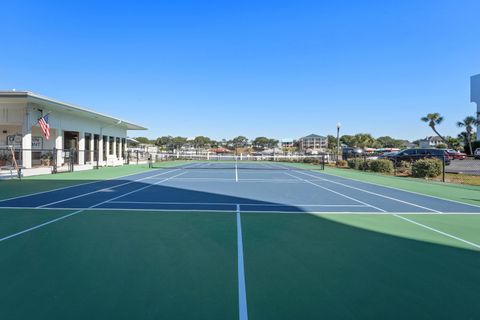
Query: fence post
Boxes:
[
  {"xmin": 442, "ymin": 155, "xmax": 446, "ymax": 182},
  {"xmin": 52, "ymin": 148, "xmax": 57, "ymax": 174},
  {"xmin": 70, "ymin": 148, "xmax": 75, "ymax": 172},
  {"xmin": 136, "ymin": 150, "xmax": 139, "ymax": 165}
]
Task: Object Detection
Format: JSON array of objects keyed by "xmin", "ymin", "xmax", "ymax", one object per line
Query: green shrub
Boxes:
[
  {"xmin": 336, "ymin": 159, "xmax": 348, "ymax": 167},
  {"xmin": 396, "ymin": 160, "xmax": 412, "ymax": 175},
  {"xmin": 369, "ymin": 159, "xmax": 394, "ymax": 174},
  {"xmin": 347, "ymin": 158, "xmax": 364, "ymax": 170},
  {"xmin": 412, "ymin": 158, "xmax": 442, "ymax": 178},
  {"xmin": 303, "ymin": 157, "xmax": 319, "ymax": 164}
]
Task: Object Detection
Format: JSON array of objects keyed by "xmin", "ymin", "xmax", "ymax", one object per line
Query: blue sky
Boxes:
[{"xmin": 1, "ymin": 0, "xmax": 479, "ymax": 141}]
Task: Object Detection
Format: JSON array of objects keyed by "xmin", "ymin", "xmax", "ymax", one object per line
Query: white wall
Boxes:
[{"xmin": 471, "ymin": 74, "xmax": 480, "ymax": 138}]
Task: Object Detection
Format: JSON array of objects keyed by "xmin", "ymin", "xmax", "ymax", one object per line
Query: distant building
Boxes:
[
  {"xmin": 419, "ymin": 136, "xmax": 444, "ymax": 148},
  {"xmin": 280, "ymin": 139, "xmax": 294, "ymax": 148},
  {"xmin": 298, "ymin": 134, "xmax": 327, "ymax": 153},
  {"xmin": 471, "ymin": 74, "xmax": 480, "ymax": 138}
]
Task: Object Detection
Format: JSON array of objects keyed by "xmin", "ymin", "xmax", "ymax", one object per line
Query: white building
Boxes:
[
  {"xmin": 0, "ymin": 91, "xmax": 146, "ymax": 170},
  {"xmin": 298, "ymin": 134, "xmax": 327, "ymax": 153},
  {"xmin": 471, "ymin": 74, "xmax": 480, "ymax": 138},
  {"xmin": 419, "ymin": 136, "xmax": 444, "ymax": 148}
]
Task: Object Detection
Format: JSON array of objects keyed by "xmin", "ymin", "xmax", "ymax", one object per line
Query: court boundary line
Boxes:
[
  {"xmin": 0, "ymin": 209, "xmax": 83, "ymax": 242},
  {"xmin": 37, "ymin": 169, "xmax": 181, "ymax": 208},
  {"xmin": 0, "ymin": 168, "xmax": 160, "ymax": 204},
  {"xmin": 2, "ymin": 206, "xmax": 480, "ymax": 214},
  {"xmin": 393, "ymin": 214, "xmax": 480, "ymax": 249},
  {"xmin": 285, "ymin": 170, "xmax": 480, "ymax": 249},
  {"xmin": 293, "ymin": 170, "xmax": 442, "ymax": 213},
  {"xmin": 284, "ymin": 172, "xmax": 387, "ymax": 212},
  {"xmin": 311, "ymin": 167, "xmax": 480, "ymax": 209},
  {"xmin": 89, "ymin": 171, "xmax": 188, "ymax": 209},
  {"xmin": 236, "ymin": 204, "xmax": 248, "ymax": 320},
  {"xmin": 0, "ymin": 169, "xmax": 185, "ymax": 243},
  {"xmin": 108, "ymin": 201, "xmax": 368, "ymax": 207}
]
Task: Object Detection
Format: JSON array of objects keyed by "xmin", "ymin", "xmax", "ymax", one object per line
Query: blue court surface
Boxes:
[{"xmin": 1, "ymin": 162, "xmax": 479, "ymax": 214}]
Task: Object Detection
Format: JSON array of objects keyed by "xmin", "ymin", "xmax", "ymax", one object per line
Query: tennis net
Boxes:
[{"xmin": 148, "ymin": 154, "xmax": 325, "ymax": 170}]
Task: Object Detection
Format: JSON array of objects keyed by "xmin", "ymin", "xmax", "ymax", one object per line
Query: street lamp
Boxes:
[{"xmin": 336, "ymin": 122, "xmax": 341, "ymax": 162}]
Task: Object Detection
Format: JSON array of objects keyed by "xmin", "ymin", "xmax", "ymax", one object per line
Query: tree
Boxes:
[
  {"xmin": 231, "ymin": 136, "xmax": 249, "ymax": 148},
  {"xmin": 171, "ymin": 136, "xmax": 188, "ymax": 151},
  {"xmin": 456, "ymin": 116, "xmax": 479, "ymax": 155},
  {"xmin": 421, "ymin": 113, "xmax": 449, "ymax": 146},
  {"xmin": 435, "ymin": 143, "xmax": 448, "ymax": 149},
  {"xmin": 252, "ymin": 137, "xmax": 270, "ymax": 150},
  {"xmin": 446, "ymin": 136, "xmax": 462, "ymax": 151},
  {"xmin": 134, "ymin": 137, "xmax": 152, "ymax": 144},
  {"xmin": 267, "ymin": 139, "xmax": 279, "ymax": 149},
  {"xmin": 155, "ymin": 136, "xmax": 173, "ymax": 150},
  {"xmin": 340, "ymin": 135, "xmax": 355, "ymax": 147},
  {"xmin": 327, "ymin": 135, "xmax": 337, "ymax": 150},
  {"xmin": 376, "ymin": 136, "xmax": 405, "ymax": 149},
  {"xmin": 193, "ymin": 136, "xmax": 212, "ymax": 149},
  {"xmin": 351, "ymin": 133, "xmax": 377, "ymax": 148}
]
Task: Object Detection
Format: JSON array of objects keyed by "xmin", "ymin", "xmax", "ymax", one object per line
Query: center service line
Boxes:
[{"xmin": 236, "ymin": 204, "xmax": 248, "ymax": 320}]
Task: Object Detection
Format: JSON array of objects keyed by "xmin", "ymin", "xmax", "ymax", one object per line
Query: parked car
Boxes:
[
  {"xmin": 383, "ymin": 148, "xmax": 450, "ymax": 165},
  {"xmin": 474, "ymin": 148, "xmax": 480, "ymax": 160},
  {"xmin": 377, "ymin": 151, "xmax": 399, "ymax": 159},
  {"xmin": 445, "ymin": 149, "xmax": 467, "ymax": 160},
  {"xmin": 342, "ymin": 147, "xmax": 363, "ymax": 159}
]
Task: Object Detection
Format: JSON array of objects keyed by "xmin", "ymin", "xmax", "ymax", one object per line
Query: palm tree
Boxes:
[
  {"xmin": 457, "ymin": 116, "xmax": 479, "ymax": 155},
  {"xmin": 420, "ymin": 113, "xmax": 449, "ymax": 146}
]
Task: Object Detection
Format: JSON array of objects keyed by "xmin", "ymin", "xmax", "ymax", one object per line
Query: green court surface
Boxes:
[
  {"xmin": 0, "ymin": 208, "xmax": 479, "ymax": 319},
  {"xmin": 0, "ymin": 210, "xmax": 238, "ymax": 320},
  {"xmin": 0, "ymin": 165, "xmax": 151, "ymax": 200},
  {"xmin": 242, "ymin": 213, "xmax": 480, "ymax": 319}
]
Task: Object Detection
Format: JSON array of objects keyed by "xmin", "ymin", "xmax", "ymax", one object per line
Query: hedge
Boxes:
[
  {"xmin": 411, "ymin": 158, "xmax": 442, "ymax": 178},
  {"xmin": 369, "ymin": 159, "xmax": 394, "ymax": 174}
]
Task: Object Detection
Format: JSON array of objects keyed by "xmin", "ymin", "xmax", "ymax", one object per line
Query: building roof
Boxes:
[
  {"xmin": 301, "ymin": 134, "xmax": 326, "ymax": 139},
  {"xmin": 0, "ymin": 91, "xmax": 147, "ymax": 130},
  {"xmin": 422, "ymin": 136, "xmax": 443, "ymax": 142}
]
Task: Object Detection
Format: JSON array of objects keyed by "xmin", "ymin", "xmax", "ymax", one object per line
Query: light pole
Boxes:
[{"xmin": 336, "ymin": 122, "xmax": 341, "ymax": 162}]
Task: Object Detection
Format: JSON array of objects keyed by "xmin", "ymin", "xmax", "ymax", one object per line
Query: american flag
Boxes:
[{"xmin": 38, "ymin": 114, "xmax": 50, "ymax": 140}]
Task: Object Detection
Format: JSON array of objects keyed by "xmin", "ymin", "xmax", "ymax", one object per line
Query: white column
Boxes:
[
  {"xmin": 119, "ymin": 138, "xmax": 123, "ymax": 160},
  {"xmin": 105, "ymin": 136, "xmax": 110, "ymax": 157},
  {"xmin": 55, "ymin": 129, "xmax": 63, "ymax": 167},
  {"xmin": 22, "ymin": 132, "xmax": 32, "ymax": 168},
  {"xmin": 99, "ymin": 135, "xmax": 104, "ymax": 166},
  {"xmin": 89, "ymin": 135, "xmax": 94, "ymax": 164},
  {"xmin": 78, "ymin": 132, "xmax": 85, "ymax": 165},
  {"xmin": 112, "ymin": 137, "xmax": 117, "ymax": 159}
]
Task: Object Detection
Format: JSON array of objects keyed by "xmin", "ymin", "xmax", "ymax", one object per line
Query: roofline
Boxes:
[{"xmin": 0, "ymin": 91, "xmax": 147, "ymax": 130}]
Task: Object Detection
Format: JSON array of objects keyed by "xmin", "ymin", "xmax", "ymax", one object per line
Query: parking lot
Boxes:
[{"xmin": 446, "ymin": 158, "xmax": 480, "ymax": 175}]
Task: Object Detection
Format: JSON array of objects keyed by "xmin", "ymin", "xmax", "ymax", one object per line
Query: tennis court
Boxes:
[{"xmin": 1, "ymin": 161, "xmax": 480, "ymax": 319}]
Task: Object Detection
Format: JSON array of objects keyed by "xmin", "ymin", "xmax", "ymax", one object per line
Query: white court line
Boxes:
[
  {"xmin": 0, "ymin": 210, "xmax": 84, "ymax": 242},
  {"xmin": 284, "ymin": 170, "xmax": 480, "ymax": 250},
  {"xmin": 89, "ymin": 171, "xmax": 188, "ymax": 208},
  {"xmin": 0, "ymin": 169, "xmax": 185, "ymax": 243},
  {"xmin": 284, "ymin": 172, "xmax": 386, "ymax": 212},
  {"xmin": 0, "ymin": 168, "xmax": 160, "ymax": 204},
  {"xmin": 36, "ymin": 169, "xmax": 180, "ymax": 208},
  {"xmin": 235, "ymin": 161, "xmax": 239, "ymax": 182},
  {"xmin": 305, "ymin": 168, "xmax": 480, "ymax": 209},
  {"xmin": 236, "ymin": 204, "xmax": 248, "ymax": 320},
  {"xmin": 2, "ymin": 206, "xmax": 480, "ymax": 215},
  {"xmin": 108, "ymin": 201, "xmax": 368, "ymax": 207},
  {"xmin": 393, "ymin": 214, "xmax": 480, "ymax": 250},
  {"xmin": 294, "ymin": 170, "xmax": 442, "ymax": 213}
]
